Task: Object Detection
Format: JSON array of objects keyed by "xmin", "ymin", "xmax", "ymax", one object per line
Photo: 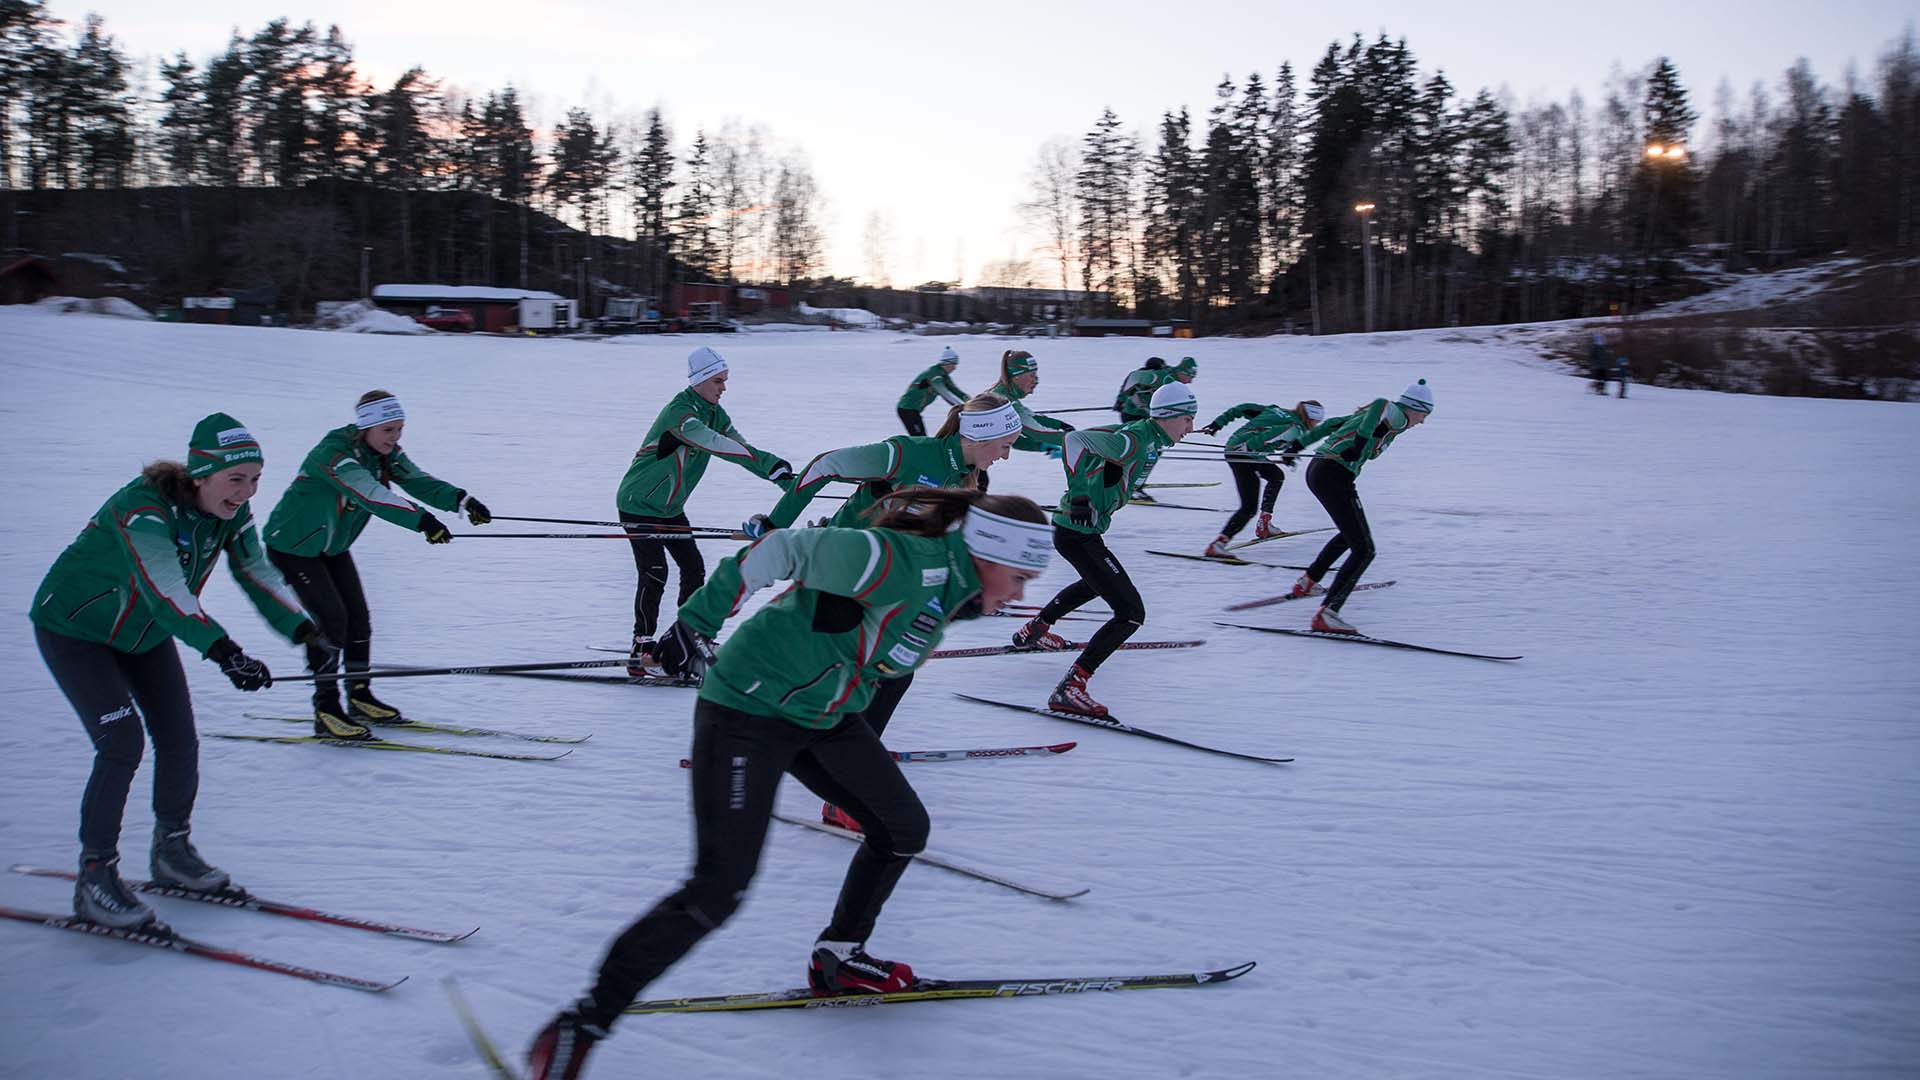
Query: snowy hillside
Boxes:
[{"xmin": 2, "ymin": 305, "xmax": 1916, "ymax": 1079}]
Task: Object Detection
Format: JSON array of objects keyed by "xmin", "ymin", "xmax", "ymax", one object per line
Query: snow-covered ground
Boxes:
[{"xmin": 2, "ymin": 305, "xmax": 1917, "ymax": 1079}]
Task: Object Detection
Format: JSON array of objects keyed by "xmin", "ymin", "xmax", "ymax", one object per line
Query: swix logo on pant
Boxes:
[
  {"xmin": 98, "ymin": 704, "xmax": 136, "ymax": 725},
  {"xmin": 728, "ymin": 756, "xmax": 748, "ymax": 811}
]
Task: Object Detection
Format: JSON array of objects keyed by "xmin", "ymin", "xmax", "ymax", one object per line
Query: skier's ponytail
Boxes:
[
  {"xmin": 141, "ymin": 460, "xmax": 195, "ymax": 505},
  {"xmin": 934, "ymin": 391, "xmax": 1014, "ymax": 440},
  {"xmin": 865, "ymin": 487, "xmax": 1046, "ymax": 537}
]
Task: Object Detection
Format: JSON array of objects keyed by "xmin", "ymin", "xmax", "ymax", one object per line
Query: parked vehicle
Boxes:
[{"xmin": 414, "ymin": 305, "xmax": 475, "ymax": 332}]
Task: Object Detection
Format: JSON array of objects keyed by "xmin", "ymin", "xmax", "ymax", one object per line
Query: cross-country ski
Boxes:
[
  {"xmin": 771, "ymin": 814, "xmax": 1090, "ymax": 901},
  {"xmin": 954, "ymin": 694, "xmax": 1293, "ymax": 764},
  {"xmin": 622, "ymin": 960, "xmax": 1257, "ymax": 1014},
  {"xmin": 1212, "ymin": 622, "xmax": 1522, "ymax": 661},
  {"xmin": 206, "ymin": 732, "xmax": 574, "ymax": 761},
  {"xmin": 681, "ymin": 741, "xmax": 1075, "ymax": 767},
  {"xmin": 10, "ymin": 865, "xmax": 476, "ymax": 942},
  {"xmin": 244, "ymin": 712, "xmax": 590, "ymax": 744}
]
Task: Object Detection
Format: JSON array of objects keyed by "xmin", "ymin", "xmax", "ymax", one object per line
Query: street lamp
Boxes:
[
  {"xmin": 1300, "ymin": 231, "xmax": 1320, "ymax": 336},
  {"xmin": 1354, "ymin": 202, "xmax": 1377, "ymax": 333},
  {"xmin": 360, "ymin": 245, "xmax": 372, "ymax": 299}
]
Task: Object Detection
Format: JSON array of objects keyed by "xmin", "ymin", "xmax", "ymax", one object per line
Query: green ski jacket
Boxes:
[
  {"xmin": 33, "ymin": 475, "xmax": 307, "ymax": 656},
  {"xmin": 680, "ymin": 526, "xmax": 984, "ymax": 728}
]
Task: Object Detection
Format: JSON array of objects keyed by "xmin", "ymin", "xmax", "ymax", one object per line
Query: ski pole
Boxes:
[
  {"xmin": 280, "ymin": 658, "xmax": 634, "ymax": 684},
  {"xmin": 1033, "ymin": 406, "xmax": 1121, "ymax": 415},
  {"xmin": 491, "ymin": 515, "xmax": 740, "ymax": 532},
  {"xmin": 446, "ymin": 531, "xmax": 743, "ymax": 541}
]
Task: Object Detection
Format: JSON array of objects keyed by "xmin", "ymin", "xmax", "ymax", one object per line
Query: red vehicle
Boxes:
[{"xmin": 413, "ymin": 305, "xmax": 475, "ymax": 332}]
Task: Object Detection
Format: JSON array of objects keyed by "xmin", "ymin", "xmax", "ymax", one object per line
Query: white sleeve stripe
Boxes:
[{"xmin": 853, "ymin": 531, "xmax": 883, "ymax": 593}]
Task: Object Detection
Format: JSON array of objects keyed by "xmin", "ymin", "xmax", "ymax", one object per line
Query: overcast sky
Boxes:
[{"xmin": 56, "ymin": 0, "xmax": 1915, "ymax": 285}]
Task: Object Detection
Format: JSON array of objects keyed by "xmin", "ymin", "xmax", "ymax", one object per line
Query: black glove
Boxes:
[
  {"xmin": 743, "ymin": 514, "xmax": 775, "ymax": 540},
  {"xmin": 1068, "ymin": 495, "xmax": 1094, "ymax": 527},
  {"xmin": 1201, "ymin": 423, "xmax": 1221, "ymax": 436},
  {"xmin": 654, "ymin": 620, "xmax": 715, "ymax": 679},
  {"xmin": 208, "ymin": 637, "xmax": 272, "ymax": 692},
  {"xmin": 766, "ymin": 458, "xmax": 793, "ymax": 485},
  {"xmin": 1056, "ymin": 421, "xmax": 1076, "ymax": 432},
  {"xmin": 419, "ymin": 511, "xmax": 452, "ymax": 543},
  {"xmin": 293, "ymin": 620, "xmax": 339, "ymax": 661},
  {"xmin": 461, "ymin": 495, "xmax": 492, "ymax": 526}
]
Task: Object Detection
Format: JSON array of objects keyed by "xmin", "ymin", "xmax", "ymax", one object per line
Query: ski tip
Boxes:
[
  {"xmin": 1046, "ymin": 742, "xmax": 1078, "ymax": 753},
  {"xmin": 375, "ymin": 974, "xmax": 411, "ymax": 992},
  {"xmin": 1215, "ymin": 961, "xmax": 1257, "ymax": 982},
  {"xmin": 1048, "ymin": 887, "xmax": 1093, "ymax": 901}
]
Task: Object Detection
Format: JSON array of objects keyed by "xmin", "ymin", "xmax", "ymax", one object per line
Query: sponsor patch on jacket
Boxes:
[
  {"xmin": 887, "ymin": 643, "xmax": 921, "ymax": 667},
  {"xmin": 911, "ymin": 612, "xmax": 939, "ymax": 634},
  {"xmin": 921, "ymin": 567, "xmax": 949, "ymax": 586}
]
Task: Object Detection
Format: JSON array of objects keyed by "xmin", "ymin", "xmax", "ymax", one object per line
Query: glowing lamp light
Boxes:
[
  {"xmin": 1645, "ymin": 144, "xmax": 1687, "ymax": 160},
  {"xmin": 1353, "ymin": 202, "xmax": 1376, "ymax": 213}
]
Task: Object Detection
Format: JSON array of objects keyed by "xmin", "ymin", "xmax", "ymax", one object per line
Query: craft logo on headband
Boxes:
[
  {"xmin": 961, "ymin": 507, "xmax": 1053, "ymax": 572},
  {"xmin": 958, "ymin": 403, "xmax": 1022, "ymax": 442},
  {"xmin": 355, "ymin": 395, "xmax": 406, "ymax": 429}
]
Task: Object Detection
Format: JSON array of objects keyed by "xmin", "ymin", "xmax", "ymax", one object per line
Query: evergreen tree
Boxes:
[
  {"xmin": 308, "ymin": 26, "xmax": 360, "ymax": 180},
  {"xmin": 0, "ymin": 0, "xmax": 57, "ymax": 187},
  {"xmin": 1262, "ymin": 63, "xmax": 1302, "ymax": 296},
  {"xmin": 629, "ymin": 108, "xmax": 675, "ymax": 293},
  {"xmin": 675, "ymin": 130, "xmax": 718, "ymax": 279},
  {"xmin": 1633, "ymin": 57, "xmax": 1699, "ymax": 257}
]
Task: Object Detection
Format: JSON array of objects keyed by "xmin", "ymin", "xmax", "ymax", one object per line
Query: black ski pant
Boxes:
[
  {"xmin": 621, "ymin": 511, "xmax": 706, "ymax": 640},
  {"xmin": 268, "ymin": 548, "xmax": 371, "ymax": 709},
  {"xmin": 1222, "ymin": 458, "xmax": 1285, "ymax": 538},
  {"xmin": 897, "ymin": 408, "xmax": 927, "ymax": 437},
  {"xmin": 1036, "ymin": 526, "xmax": 1145, "ymax": 675},
  {"xmin": 37, "ymin": 627, "xmax": 198, "ymax": 857},
  {"xmin": 584, "ymin": 697, "xmax": 929, "ymax": 1028},
  {"xmin": 1304, "ymin": 457, "xmax": 1375, "ymax": 612}
]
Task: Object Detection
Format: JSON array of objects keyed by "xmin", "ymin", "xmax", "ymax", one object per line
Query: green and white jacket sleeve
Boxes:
[
  {"xmin": 766, "ymin": 441, "xmax": 899, "ymax": 529},
  {"xmin": 1207, "ymin": 402, "xmax": 1270, "ymax": 431},
  {"xmin": 680, "ymin": 414, "xmax": 788, "ymax": 482},
  {"xmin": 223, "ymin": 509, "xmax": 309, "ymax": 641},
  {"xmin": 387, "ymin": 449, "xmax": 465, "ymax": 514},
  {"xmin": 318, "ymin": 446, "xmax": 434, "ymax": 531},
  {"xmin": 680, "ymin": 528, "xmax": 887, "ymax": 637},
  {"xmin": 112, "ymin": 503, "xmax": 232, "ymax": 655},
  {"xmin": 929, "ymin": 369, "xmax": 967, "ymax": 407}
]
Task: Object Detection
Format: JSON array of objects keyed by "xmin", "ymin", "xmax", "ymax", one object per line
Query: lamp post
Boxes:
[
  {"xmin": 1633, "ymin": 144, "xmax": 1685, "ymax": 314},
  {"xmin": 1300, "ymin": 231, "xmax": 1320, "ymax": 336},
  {"xmin": 1354, "ymin": 202, "xmax": 1377, "ymax": 332},
  {"xmin": 360, "ymin": 245, "xmax": 371, "ymax": 299}
]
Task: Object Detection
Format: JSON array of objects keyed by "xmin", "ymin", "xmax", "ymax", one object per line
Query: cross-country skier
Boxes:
[
  {"xmin": 894, "ymin": 346, "xmax": 967, "ymax": 435},
  {"xmin": 1112, "ymin": 356, "xmax": 1167, "ymax": 421},
  {"xmin": 522, "ymin": 489, "xmax": 1053, "ymax": 1080},
  {"xmin": 1121, "ymin": 356, "xmax": 1195, "ymax": 502},
  {"xmin": 264, "ymin": 390, "xmax": 491, "ymax": 739},
  {"xmin": 32, "ymin": 413, "xmax": 318, "ymax": 928},
  {"xmin": 616, "ymin": 347, "xmax": 793, "ymax": 677},
  {"xmin": 1287, "ymin": 380, "xmax": 1434, "ymax": 634},
  {"xmin": 1009, "ymin": 380, "xmax": 1198, "ymax": 717},
  {"xmin": 748, "ymin": 392, "xmax": 1024, "ymax": 535},
  {"xmin": 1198, "ymin": 399, "xmax": 1327, "ymax": 557},
  {"xmin": 988, "ymin": 349, "xmax": 1074, "ymax": 454}
]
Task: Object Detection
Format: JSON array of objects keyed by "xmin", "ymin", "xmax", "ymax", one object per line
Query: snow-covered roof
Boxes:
[{"xmin": 372, "ymin": 284, "xmax": 566, "ymax": 302}]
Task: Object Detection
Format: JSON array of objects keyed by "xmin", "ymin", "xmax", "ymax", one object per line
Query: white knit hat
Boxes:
[
  {"xmin": 688, "ymin": 347, "xmax": 728, "ymax": 386},
  {"xmin": 1397, "ymin": 378, "xmax": 1434, "ymax": 414},
  {"xmin": 1148, "ymin": 381, "xmax": 1198, "ymax": 419},
  {"xmin": 938, "ymin": 346, "xmax": 960, "ymax": 364}
]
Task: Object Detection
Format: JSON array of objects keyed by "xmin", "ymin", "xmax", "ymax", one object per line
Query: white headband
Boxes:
[
  {"xmin": 1302, "ymin": 402, "xmax": 1326, "ymax": 423},
  {"xmin": 958, "ymin": 403, "xmax": 1022, "ymax": 442},
  {"xmin": 355, "ymin": 396, "xmax": 405, "ymax": 429},
  {"xmin": 688, "ymin": 347, "xmax": 728, "ymax": 386},
  {"xmin": 961, "ymin": 507, "xmax": 1053, "ymax": 572}
]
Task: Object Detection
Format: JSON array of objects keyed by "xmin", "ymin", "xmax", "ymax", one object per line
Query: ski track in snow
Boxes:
[{"xmin": 2, "ymin": 306, "xmax": 1918, "ymax": 1079}]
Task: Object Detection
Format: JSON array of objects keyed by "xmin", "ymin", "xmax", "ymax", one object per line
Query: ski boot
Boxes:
[
  {"xmin": 314, "ymin": 705, "xmax": 373, "ymax": 740},
  {"xmin": 346, "ymin": 682, "xmax": 403, "ymax": 725},
  {"xmin": 808, "ymin": 939, "xmax": 915, "ymax": 996},
  {"xmin": 1010, "ymin": 616, "xmax": 1069, "ymax": 651},
  {"xmin": 1253, "ymin": 514, "xmax": 1279, "ymax": 540},
  {"xmin": 1127, "ymin": 490, "xmax": 1158, "ymax": 504},
  {"xmin": 1047, "ymin": 665, "xmax": 1108, "ymax": 718},
  {"xmin": 1287, "ymin": 573, "xmax": 1320, "ymax": 600},
  {"xmin": 526, "ymin": 1005, "xmax": 606, "ymax": 1080},
  {"xmin": 1203, "ymin": 535, "xmax": 1233, "ymax": 559},
  {"xmin": 627, "ymin": 636, "xmax": 664, "ymax": 678},
  {"xmin": 150, "ymin": 823, "xmax": 231, "ymax": 893},
  {"xmin": 73, "ymin": 853, "xmax": 157, "ymax": 929},
  {"xmin": 820, "ymin": 803, "xmax": 863, "ymax": 833},
  {"xmin": 1311, "ymin": 605, "xmax": 1360, "ymax": 635}
]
